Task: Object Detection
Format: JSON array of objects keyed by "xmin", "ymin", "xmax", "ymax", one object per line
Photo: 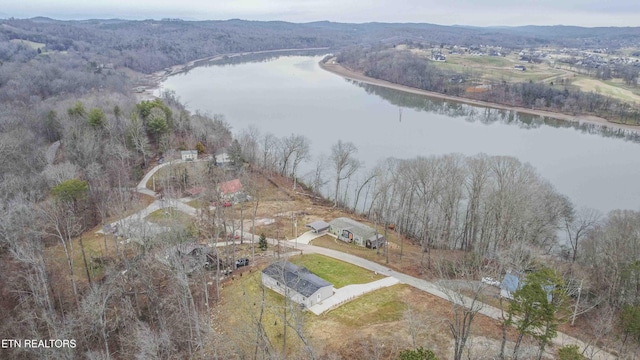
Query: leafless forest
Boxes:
[{"xmin": 1, "ymin": 17, "xmax": 640, "ymax": 359}]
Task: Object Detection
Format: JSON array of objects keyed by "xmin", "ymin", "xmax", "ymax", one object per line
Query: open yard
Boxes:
[
  {"xmin": 573, "ymin": 77, "xmax": 640, "ymax": 104},
  {"xmin": 217, "ymin": 260, "xmax": 531, "ymax": 359},
  {"xmin": 289, "ymin": 253, "xmax": 384, "ymax": 288},
  {"xmin": 146, "ymin": 208, "xmax": 194, "ymax": 227}
]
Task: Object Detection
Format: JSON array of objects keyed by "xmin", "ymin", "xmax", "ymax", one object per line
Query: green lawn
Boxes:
[
  {"xmin": 289, "ymin": 253, "xmax": 383, "ymax": 288},
  {"xmin": 324, "ymin": 284, "xmax": 408, "ymax": 327},
  {"xmin": 146, "ymin": 208, "xmax": 193, "ymax": 227},
  {"xmin": 10, "ymin": 39, "xmax": 45, "ymax": 49}
]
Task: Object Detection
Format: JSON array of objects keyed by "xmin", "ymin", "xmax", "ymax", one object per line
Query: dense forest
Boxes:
[{"xmin": 1, "ymin": 17, "xmax": 640, "ymax": 359}]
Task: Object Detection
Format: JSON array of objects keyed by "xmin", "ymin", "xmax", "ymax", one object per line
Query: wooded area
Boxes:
[{"xmin": 1, "ymin": 17, "xmax": 640, "ymax": 359}]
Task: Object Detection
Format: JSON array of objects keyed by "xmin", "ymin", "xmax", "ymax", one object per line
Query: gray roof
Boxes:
[
  {"xmin": 181, "ymin": 150, "xmax": 197, "ymax": 155},
  {"xmin": 306, "ymin": 220, "xmax": 330, "ymax": 233},
  {"xmin": 501, "ymin": 273, "xmax": 520, "ymax": 293},
  {"xmin": 329, "ymin": 217, "xmax": 377, "ymax": 239},
  {"xmin": 262, "ymin": 262, "xmax": 332, "ymax": 297}
]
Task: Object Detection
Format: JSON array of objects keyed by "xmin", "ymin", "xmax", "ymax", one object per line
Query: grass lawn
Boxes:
[
  {"xmin": 10, "ymin": 39, "xmax": 45, "ymax": 49},
  {"xmin": 311, "ymin": 235, "xmax": 390, "ymax": 265},
  {"xmin": 288, "ymin": 253, "xmax": 383, "ymax": 288},
  {"xmin": 187, "ymin": 199, "xmax": 206, "ymax": 209},
  {"xmin": 573, "ymin": 77, "xmax": 640, "ymax": 103},
  {"xmin": 146, "ymin": 208, "xmax": 193, "ymax": 227},
  {"xmin": 323, "ymin": 284, "xmax": 408, "ymax": 327}
]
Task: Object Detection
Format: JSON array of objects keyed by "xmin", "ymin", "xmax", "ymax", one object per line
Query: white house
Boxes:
[
  {"xmin": 181, "ymin": 150, "xmax": 198, "ymax": 161},
  {"xmin": 262, "ymin": 262, "xmax": 334, "ymax": 308}
]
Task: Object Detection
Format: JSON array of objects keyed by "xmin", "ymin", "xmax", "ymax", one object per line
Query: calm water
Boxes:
[{"xmin": 161, "ymin": 54, "xmax": 640, "ymax": 213}]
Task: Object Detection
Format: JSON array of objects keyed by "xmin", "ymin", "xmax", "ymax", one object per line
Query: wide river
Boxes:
[{"xmin": 161, "ymin": 53, "xmax": 640, "ymax": 213}]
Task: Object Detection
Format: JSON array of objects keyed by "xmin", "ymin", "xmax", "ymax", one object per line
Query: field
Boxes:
[
  {"xmin": 10, "ymin": 39, "xmax": 45, "ymax": 50},
  {"xmin": 572, "ymin": 77, "xmax": 640, "ymax": 103},
  {"xmin": 414, "ymin": 47, "xmax": 640, "ymax": 106}
]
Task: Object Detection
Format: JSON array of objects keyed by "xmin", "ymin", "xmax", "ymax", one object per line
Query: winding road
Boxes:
[{"xmin": 105, "ymin": 160, "xmax": 615, "ymax": 360}]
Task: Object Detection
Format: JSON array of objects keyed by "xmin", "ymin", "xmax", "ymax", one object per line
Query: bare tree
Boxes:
[
  {"xmin": 564, "ymin": 206, "xmax": 601, "ymax": 262},
  {"xmin": 329, "ymin": 140, "xmax": 360, "ymax": 207},
  {"xmin": 436, "ymin": 264, "xmax": 487, "ymax": 360}
]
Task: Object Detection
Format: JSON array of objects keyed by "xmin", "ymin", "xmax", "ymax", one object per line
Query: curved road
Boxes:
[{"xmin": 109, "ymin": 160, "xmax": 614, "ymax": 360}]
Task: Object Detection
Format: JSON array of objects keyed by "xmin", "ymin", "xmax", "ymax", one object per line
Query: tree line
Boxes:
[{"xmin": 336, "ymin": 46, "xmax": 640, "ymax": 125}]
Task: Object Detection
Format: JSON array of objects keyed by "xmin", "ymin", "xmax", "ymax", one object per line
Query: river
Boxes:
[{"xmin": 160, "ymin": 53, "xmax": 640, "ymax": 213}]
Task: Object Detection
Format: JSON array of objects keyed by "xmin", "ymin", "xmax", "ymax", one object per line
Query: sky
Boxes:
[{"xmin": 2, "ymin": 0, "xmax": 639, "ymax": 27}]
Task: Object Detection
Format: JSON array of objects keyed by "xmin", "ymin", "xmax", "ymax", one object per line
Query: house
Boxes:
[
  {"xmin": 305, "ymin": 220, "xmax": 330, "ymax": 234},
  {"xmin": 262, "ymin": 262, "xmax": 334, "ymax": 308},
  {"xmin": 500, "ymin": 272, "xmax": 554, "ymax": 302},
  {"xmin": 215, "ymin": 152, "xmax": 231, "ymax": 166},
  {"xmin": 219, "ymin": 179, "xmax": 244, "ymax": 200},
  {"xmin": 500, "ymin": 272, "xmax": 521, "ymax": 299},
  {"xmin": 432, "ymin": 54, "xmax": 446, "ymax": 62},
  {"xmin": 514, "ymin": 65, "xmax": 527, "ymax": 71},
  {"xmin": 328, "ymin": 217, "xmax": 386, "ymax": 249},
  {"xmin": 181, "ymin": 150, "xmax": 198, "ymax": 161}
]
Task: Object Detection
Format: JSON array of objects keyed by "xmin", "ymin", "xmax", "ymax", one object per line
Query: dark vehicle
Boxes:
[{"xmin": 235, "ymin": 258, "xmax": 249, "ymax": 268}]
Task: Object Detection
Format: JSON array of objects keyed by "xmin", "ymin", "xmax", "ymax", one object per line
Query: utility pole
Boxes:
[{"xmin": 571, "ymin": 279, "xmax": 583, "ymax": 326}]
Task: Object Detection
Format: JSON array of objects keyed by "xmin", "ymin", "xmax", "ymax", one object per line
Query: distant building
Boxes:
[
  {"xmin": 215, "ymin": 152, "xmax": 231, "ymax": 165},
  {"xmin": 181, "ymin": 150, "xmax": 198, "ymax": 161},
  {"xmin": 262, "ymin": 262, "xmax": 334, "ymax": 308},
  {"xmin": 432, "ymin": 54, "xmax": 447, "ymax": 62},
  {"xmin": 219, "ymin": 179, "xmax": 244, "ymax": 200},
  {"xmin": 328, "ymin": 217, "xmax": 385, "ymax": 249},
  {"xmin": 514, "ymin": 65, "xmax": 527, "ymax": 71}
]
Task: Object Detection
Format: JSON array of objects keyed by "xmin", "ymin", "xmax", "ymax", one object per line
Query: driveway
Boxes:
[{"xmin": 308, "ymin": 277, "xmax": 399, "ymax": 315}]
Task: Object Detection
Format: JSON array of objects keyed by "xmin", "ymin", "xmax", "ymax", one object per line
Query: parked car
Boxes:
[
  {"xmin": 235, "ymin": 258, "xmax": 249, "ymax": 268},
  {"xmin": 212, "ymin": 201, "xmax": 233, "ymax": 208}
]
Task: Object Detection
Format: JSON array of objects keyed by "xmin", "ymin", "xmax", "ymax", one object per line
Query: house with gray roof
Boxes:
[
  {"xmin": 262, "ymin": 262, "xmax": 334, "ymax": 308},
  {"xmin": 328, "ymin": 217, "xmax": 385, "ymax": 249},
  {"xmin": 181, "ymin": 150, "xmax": 198, "ymax": 161}
]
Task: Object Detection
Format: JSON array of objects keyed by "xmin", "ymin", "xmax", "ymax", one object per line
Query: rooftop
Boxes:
[
  {"xmin": 329, "ymin": 217, "xmax": 378, "ymax": 239},
  {"xmin": 220, "ymin": 179, "xmax": 243, "ymax": 195},
  {"xmin": 262, "ymin": 262, "xmax": 333, "ymax": 297}
]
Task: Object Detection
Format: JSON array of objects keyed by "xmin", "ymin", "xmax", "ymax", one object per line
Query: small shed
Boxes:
[
  {"xmin": 328, "ymin": 217, "xmax": 385, "ymax": 248},
  {"xmin": 185, "ymin": 186, "xmax": 205, "ymax": 197},
  {"xmin": 262, "ymin": 262, "xmax": 334, "ymax": 308},
  {"xmin": 181, "ymin": 150, "xmax": 198, "ymax": 161},
  {"xmin": 306, "ymin": 220, "xmax": 330, "ymax": 233}
]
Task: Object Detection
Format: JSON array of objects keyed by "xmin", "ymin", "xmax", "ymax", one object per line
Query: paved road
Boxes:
[
  {"xmin": 106, "ymin": 161, "xmax": 615, "ymax": 360},
  {"xmin": 294, "ymin": 241, "xmax": 615, "ymax": 360}
]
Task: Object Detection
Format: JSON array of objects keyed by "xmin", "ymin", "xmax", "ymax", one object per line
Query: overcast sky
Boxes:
[{"xmin": 2, "ymin": 0, "xmax": 639, "ymax": 27}]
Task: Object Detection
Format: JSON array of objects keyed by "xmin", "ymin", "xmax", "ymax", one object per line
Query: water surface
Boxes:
[{"xmin": 162, "ymin": 54, "xmax": 640, "ymax": 212}]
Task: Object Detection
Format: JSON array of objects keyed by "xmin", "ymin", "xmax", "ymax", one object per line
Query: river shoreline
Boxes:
[
  {"xmin": 319, "ymin": 59, "xmax": 640, "ymax": 134},
  {"xmin": 136, "ymin": 47, "xmax": 330, "ymax": 100}
]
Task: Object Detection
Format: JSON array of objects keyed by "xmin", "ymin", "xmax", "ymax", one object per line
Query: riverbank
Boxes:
[
  {"xmin": 320, "ymin": 59, "xmax": 640, "ymax": 134},
  {"xmin": 135, "ymin": 47, "xmax": 330, "ymax": 101}
]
